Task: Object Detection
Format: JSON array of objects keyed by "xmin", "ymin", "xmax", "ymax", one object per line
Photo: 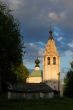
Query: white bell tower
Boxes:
[{"xmin": 43, "ymin": 30, "xmax": 60, "ymax": 91}]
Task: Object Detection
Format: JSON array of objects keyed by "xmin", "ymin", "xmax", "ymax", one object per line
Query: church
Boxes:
[
  {"xmin": 8, "ymin": 30, "xmax": 61, "ymax": 99},
  {"xmin": 27, "ymin": 30, "xmax": 60, "ymax": 92}
]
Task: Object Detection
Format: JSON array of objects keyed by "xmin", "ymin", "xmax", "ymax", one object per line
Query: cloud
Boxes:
[
  {"xmin": 60, "ymin": 50, "xmax": 73, "ymax": 78},
  {"xmin": 25, "ymin": 42, "xmax": 45, "ymax": 57},
  {"xmin": 48, "ymin": 12, "xmax": 60, "ymax": 21},
  {"xmin": 2, "ymin": 0, "xmax": 73, "ymax": 30},
  {"xmin": 1, "ymin": 0, "xmax": 73, "ymax": 79},
  {"xmin": 37, "ymin": 41, "xmax": 45, "ymax": 47},
  {"xmin": 63, "ymin": 50, "xmax": 73, "ymax": 56},
  {"xmin": 23, "ymin": 42, "xmax": 45, "ymax": 69},
  {"xmin": 57, "ymin": 36, "xmax": 63, "ymax": 42},
  {"xmin": 68, "ymin": 41, "xmax": 73, "ymax": 48},
  {"xmin": 2, "ymin": 0, "xmax": 22, "ymax": 10}
]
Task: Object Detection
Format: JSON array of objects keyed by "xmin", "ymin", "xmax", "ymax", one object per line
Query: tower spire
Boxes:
[{"xmin": 49, "ymin": 27, "xmax": 54, "ymax": 40}]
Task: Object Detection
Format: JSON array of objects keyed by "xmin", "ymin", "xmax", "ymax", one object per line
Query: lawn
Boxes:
[{"xmin": 0, "ymin": 97, "xmax": 73, "ymax": 110}]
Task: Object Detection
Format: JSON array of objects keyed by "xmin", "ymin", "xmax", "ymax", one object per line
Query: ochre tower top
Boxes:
[
  {"xmin": 43, "ymin": 29, "xmax": 60, "ymax": 81},
  {"xmin": 44, "ymin": 30, "xmax": 59, "ymax": 57}
]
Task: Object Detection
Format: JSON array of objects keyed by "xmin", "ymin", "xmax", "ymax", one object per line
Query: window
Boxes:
[
  {"xmin": 47, "ymin": 57, "xmax": 50, "ymax": 65},
  {"xmin": 53, "ymin": 57, "xmax": 56, "ymax": 65}
]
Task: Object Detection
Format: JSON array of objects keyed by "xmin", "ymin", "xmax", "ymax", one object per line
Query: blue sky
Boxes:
[{"xmin": 2, "ymin": 0, "xmax": 73, "ymax": 79}]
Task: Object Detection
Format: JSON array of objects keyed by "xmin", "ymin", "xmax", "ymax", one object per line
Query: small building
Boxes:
[
  {"xmin": 26, "ymin": 57, "xmax": 42, "ymax": 83},
  {"xmin": 8, "ymin": 82, "xmax": 54, "ymax": 99}
]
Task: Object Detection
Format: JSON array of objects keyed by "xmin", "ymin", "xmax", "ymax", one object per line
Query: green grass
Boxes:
[{"xmin": 0, "ymin": 97, "xmax": 73, "ymax": 110}]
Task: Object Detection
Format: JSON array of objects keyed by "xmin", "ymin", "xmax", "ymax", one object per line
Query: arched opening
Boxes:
[
  {"xmin": 47, "ymin": 57, "xmax": 50, "ymax": 65},
  {"xmin": 53, "ymin": 57, "xmax": 56, "ymax": 65}
]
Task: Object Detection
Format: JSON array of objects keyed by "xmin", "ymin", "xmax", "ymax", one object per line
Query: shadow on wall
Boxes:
[{"xmin": 44, "ymin": 79, "xmax": 64, "ymax": 97}]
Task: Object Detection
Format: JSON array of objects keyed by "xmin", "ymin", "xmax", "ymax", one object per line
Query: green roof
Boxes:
[{"xmin": 30, "ymin": 70, "xmax": 41, "ymax": 77}]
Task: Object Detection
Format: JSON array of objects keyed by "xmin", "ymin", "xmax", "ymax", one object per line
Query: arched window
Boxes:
[
  {"xmin": 47, "ymin": 57, "xmax": 50, "ymax": 65},
  {"xmin": 53, "ymin": 57, "xmax": 56, "ymax": 65}
]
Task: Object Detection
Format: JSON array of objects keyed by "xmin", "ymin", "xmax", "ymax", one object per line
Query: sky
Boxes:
[{"xmin": 2, "ymin": 0, "xmax": 73, "ymax": 79}]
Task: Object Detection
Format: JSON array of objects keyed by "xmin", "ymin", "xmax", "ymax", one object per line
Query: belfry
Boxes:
[{"xmin": 43, "ymin": 30, "xmax": 60, "ymax": 91}]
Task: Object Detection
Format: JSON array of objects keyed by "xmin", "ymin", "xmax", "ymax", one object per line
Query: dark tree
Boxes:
[
  {"xmin": 12, "ymin": 64, "xmax": 29, "ymax": 82},
  {"xmin": 63, "ymin": 61, "xmax": 73, "ymax": 97},
  {"xmin": 0, "ymin": 1, "xmax": 24, "ymax": 91}
]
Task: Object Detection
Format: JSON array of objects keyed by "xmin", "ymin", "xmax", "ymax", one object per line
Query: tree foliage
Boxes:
[
  {"xmin": 12, "ymin": 64, "xmax": 29, "ymax": 82},
  {"xmin": 0, "ymin": 1, "xmax": 26, "ymax": 90},
  {"xmin": 63, "ymin": 61, "xmax": 73, "ymax": 97}
]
